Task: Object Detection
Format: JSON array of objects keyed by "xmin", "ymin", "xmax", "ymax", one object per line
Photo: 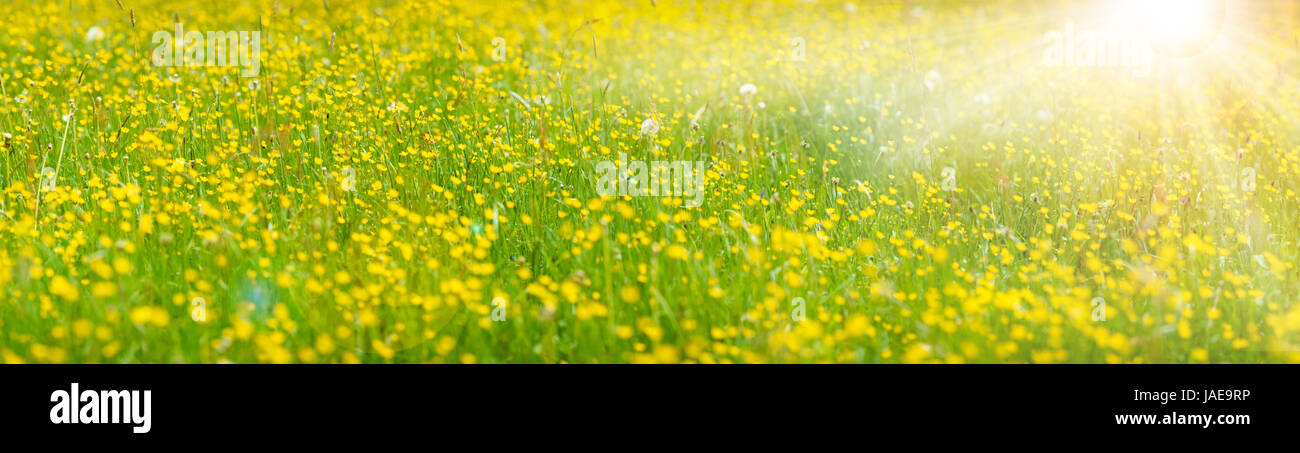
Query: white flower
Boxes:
[
  {"xmin": 923, "ymin": 70, "xmax": 942, "ymax": 90},
  {"xmin": 84, "ymin": 26, "xmax": 106, "ymax": 43},
  {"xmin": 739, "ymin": 83, "xmax": 757, "ymax": 96},
  {"xmin": 640, "ymin": 117, "xmax": 659, "ymax": 137},
  {"xmin": 973, "ymin": 93, "xmax": 991, "ymax": 106}
]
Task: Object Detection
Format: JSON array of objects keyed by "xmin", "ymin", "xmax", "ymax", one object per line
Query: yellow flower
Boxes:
[
  {"xmin": 49, "ymin": 276, "xmax": 79, "ymax": 301},
  {"xmin": 619, "ymin": 285, "xmax": 641, "ymax": 303}
]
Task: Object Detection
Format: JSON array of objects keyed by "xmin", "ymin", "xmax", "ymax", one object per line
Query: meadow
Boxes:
[{"xmin": 1, "ymin": 0, "xmax": 1298, "ymax": 363}]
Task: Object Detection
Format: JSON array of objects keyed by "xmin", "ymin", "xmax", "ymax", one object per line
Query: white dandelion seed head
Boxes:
[
  {"xmin": 85, "ymin": 26, "xmax": 106, "ymax": 43},
  {"xmin": 640, "ymin": 117, "xmax": 659, "ymax": 137},
  {"xmin": 923, "ymin": 70, "xmax": 942, "ymax": 90},
  {"xmin": 739, "ymin": 83, "xmax": 757, "ymax": 97}
]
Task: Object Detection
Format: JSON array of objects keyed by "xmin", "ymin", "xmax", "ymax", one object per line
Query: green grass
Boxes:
[{"xmin": 0, "ymin": 0, "xmax": 1298, "ymax": 363}]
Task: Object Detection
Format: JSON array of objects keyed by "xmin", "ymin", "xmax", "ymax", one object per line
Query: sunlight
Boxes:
[{"xmin": 1116, "ymin": 0, "xmax": 1225, "ymax": 56}]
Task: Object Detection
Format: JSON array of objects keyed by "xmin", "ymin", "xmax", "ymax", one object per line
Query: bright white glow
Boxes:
[
  {"xmin": 1136, "ymin": 0, "xmax": 1213, "ymax": 42},
  {"xmin": 1108, "ymin": 0, "xmax": 1221, "ymax": 55}
]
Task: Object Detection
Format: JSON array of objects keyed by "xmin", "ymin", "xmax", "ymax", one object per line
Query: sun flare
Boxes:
[{"xmin": 1116, "ymin": 0, "xmax": 1227, "ymax": 56}]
